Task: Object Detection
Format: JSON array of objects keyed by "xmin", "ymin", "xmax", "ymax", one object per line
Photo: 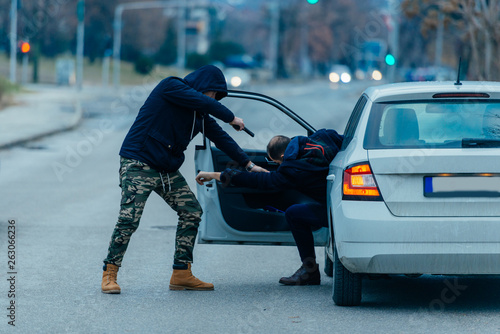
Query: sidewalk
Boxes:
[{"xmin": 0, "ymin": 84, "xmax": 94, "ymax": 149}]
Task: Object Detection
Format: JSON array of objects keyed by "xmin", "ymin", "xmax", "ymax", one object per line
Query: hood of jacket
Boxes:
[
  {"xmin": 184, "ymin": 65, "xmax": 228, "ymax": 100},
  {"xmin": 280, "ymin": 129, "xmax": 342, "ymax": 172}
]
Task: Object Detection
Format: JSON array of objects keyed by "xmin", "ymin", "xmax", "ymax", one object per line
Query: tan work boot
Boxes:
[
  {"xmin": 169, "ymin": 263, "xmax": 214, "ymax": 291},
  {"xmin": 102, "ymin": 264, "xmax": 121, "ymax": 294}
]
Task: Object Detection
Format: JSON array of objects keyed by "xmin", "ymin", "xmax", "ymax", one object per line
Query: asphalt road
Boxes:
[{"xmin": 1, "ymin": 80, "xmax": 500, "ymax": 333}]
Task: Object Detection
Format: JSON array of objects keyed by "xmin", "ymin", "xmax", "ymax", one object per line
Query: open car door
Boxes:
[{"xmin": 195, "ymin": 90, "xmax": 329, "ymax": 245}]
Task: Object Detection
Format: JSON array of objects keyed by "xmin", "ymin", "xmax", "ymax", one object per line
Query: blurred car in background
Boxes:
[
  {"xmin": 329, "ymin": 65, "xmax": 352, "ymax": 84},
  {"xmin": 222, "ymin": 67, "xmax": 251, "ymax": 88},
  {"xmin": 224, "ymin": 54, "xmax": 258, "ymax": 69},
  {"xmin": 402, "ymin": 66, "xmax": 457, "ymax": 82},
  {"xmin": 368, "ymin": 69, "xmax": 383, "ymax": 81},
  {"xmin": 218, "ymin": 54, "xmax": 261, "ymax": 88},
  {"xmin": 352, "ymin": 67, "xmax": 383, "ymax": 81}
]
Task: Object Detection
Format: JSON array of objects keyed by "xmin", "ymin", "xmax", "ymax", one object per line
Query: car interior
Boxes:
[{"xmin": 210, "ymin": 147, "xmax": 319, "ymax": 232}]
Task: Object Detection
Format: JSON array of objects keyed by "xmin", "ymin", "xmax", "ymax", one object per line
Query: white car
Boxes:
[
  {"xmin": 327, "ymin": 81, "xmax": 500, "ymax": 306},
  {"xmin": 194, "ymin": 82, "xmax": 500, "ymax": 306}
]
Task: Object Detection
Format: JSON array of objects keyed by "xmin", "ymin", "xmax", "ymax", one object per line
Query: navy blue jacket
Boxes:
[
  {"xmin": 220, "ymin": 129, "xmax": 343, "ymax": 203},
  {"xmin": 120, "ymin": 65, "xmax": 249, "ymax": 172}
]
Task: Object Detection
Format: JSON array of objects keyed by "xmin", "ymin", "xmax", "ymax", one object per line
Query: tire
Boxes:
[
  {"xmin": 332, "ymin": 241, "xmax": 362, "ymax": 306},
  {"xmin": 324, "ymin": 247, "xmax": 334, "ymax": 277}
]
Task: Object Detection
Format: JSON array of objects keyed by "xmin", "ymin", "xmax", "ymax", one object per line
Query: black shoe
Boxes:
[{"xmin": 279, "ymin": 263, "xmax": 321, "ymax": 286}]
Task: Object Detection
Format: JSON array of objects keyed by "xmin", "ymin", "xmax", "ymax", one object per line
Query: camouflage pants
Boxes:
[{"xmin": 104, "ymin": 157, "xmax": 202, "ymax": 267}]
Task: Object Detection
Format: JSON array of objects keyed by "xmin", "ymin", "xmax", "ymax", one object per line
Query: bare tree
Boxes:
[
  {"xmin": 455, "ymin": 0, "xmax": 500, "ymax": 80},
  {"xmin": 403, "ymin": 0, "xmax": 500, "ymax": 80}
]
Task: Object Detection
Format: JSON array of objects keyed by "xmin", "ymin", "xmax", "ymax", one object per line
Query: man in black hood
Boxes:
[{"xmin": 102, "ymin": 65, "xmax": 265, "ymax": 293}]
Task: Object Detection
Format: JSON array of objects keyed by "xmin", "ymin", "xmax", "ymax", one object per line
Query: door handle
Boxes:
[{"xmin": 326, "ymin": 174, "xmax": 336, "ymax": 182}]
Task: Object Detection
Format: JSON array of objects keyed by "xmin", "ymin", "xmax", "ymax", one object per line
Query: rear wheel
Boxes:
[{"xmin": 332, "ymin": 240, "xmax": 362, "ymax": 306}]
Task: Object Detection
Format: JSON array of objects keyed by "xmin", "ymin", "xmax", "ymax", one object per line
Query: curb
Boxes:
[{"xmin": 0, "ymin": 98, "xmax": 84, "ymax": 150}]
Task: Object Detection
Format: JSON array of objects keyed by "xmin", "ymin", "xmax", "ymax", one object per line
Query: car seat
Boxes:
[{"xmin": 383, "ymin": 108, "xmax": 421, "ymax": 145}]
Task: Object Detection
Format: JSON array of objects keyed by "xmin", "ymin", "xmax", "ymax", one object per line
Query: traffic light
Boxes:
[
  {"xmin": 20, "ymin": 41, "xmax": 30, "ymax": 53},
  {"xmin": 307, "ymin": 0, "xmax": 319, "ymax": 4},
  {"xmin": 385, "ymin": 53, "xmax": 395, "ymax": 66}
]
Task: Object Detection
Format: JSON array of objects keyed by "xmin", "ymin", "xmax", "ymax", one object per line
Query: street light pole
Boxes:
[
  {"xmin": 269, "ymin": 1, "xmax": 280, "ymax": 80},
  {"xmin": 300, "ymin": 10, "xmax": 310, "ymax": 77},
  {"xmin": 176, "ymin": 6, "xmax": 186, "ymax": 74},
  {"xmin": 9, "ymin": 0, "xmax": 18, "ymax": 83},
  {"xmin": 21, "ymin": 48, "xmax": 28, "ymax": 85},
  {"xmin": 434, "ymin": 11, "xmax": 444, "ymax": 68},
  {"xmin": 76, "ymin": 0, "xmax": 85, "ymax": 90},
  {"xmin": 387, "ymin": 0, "xmax": 399, "ymax": 82},
  {"xmin": 113, "ymin": 5, "xmax": 123, "ymax": 89}
]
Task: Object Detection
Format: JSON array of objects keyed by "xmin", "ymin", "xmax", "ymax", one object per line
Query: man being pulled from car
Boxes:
[
  {"xmin": 196, "ymin": 129, "xmax": 343, "ymax": 285},
  {"xmin": 101, "ymin": 65, "xmax": 267, "ymax": 294}
]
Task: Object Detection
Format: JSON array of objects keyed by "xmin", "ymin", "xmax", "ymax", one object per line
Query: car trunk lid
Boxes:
[{"xmin": 368, "ymin": 149, "xmax": 500, "ymax": 217}]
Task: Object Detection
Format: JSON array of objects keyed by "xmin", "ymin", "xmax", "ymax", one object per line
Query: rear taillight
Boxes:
[{"xmin": 343, "ymin": 163, "xmax": 383, "ymax": 201}]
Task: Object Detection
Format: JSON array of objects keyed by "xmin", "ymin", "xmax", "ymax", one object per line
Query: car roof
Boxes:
[{"xmin": 364, "ymin": 81, "xmax": 500, "ymax": 103}]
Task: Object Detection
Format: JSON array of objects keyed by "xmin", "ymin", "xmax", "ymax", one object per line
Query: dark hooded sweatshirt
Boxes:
[
  {"xmin": 119, "ymin": 65, "xmax": 249, "ymax": 172},
  {"xmin": 220, "ymin": 129, "xmax": 343, "ymax": 203}
]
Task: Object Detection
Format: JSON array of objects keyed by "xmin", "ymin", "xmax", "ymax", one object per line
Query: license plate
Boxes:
[{"xmin": 424, "ymin": 176, "xmax": 500, "ymax": 197}]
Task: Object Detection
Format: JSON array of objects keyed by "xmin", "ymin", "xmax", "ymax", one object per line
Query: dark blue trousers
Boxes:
[{"xmin": 285, "ymin": 203, "xmax": 328, "ymax": 264}]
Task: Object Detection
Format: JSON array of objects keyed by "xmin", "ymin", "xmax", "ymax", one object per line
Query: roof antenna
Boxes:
[{"xmin": 454, "ymin": 57, "xmax": 462, "ymax": 85}]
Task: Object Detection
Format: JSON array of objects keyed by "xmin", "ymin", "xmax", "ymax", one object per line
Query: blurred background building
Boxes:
[{"xmin": 0, "ymin": 0, "xmax": 499, "ymax": 87}]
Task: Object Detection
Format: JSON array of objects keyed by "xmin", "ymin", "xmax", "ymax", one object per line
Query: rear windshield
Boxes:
[{"xmin": 364, "ymin": 100, "xmax": 500, "ymax": 149}]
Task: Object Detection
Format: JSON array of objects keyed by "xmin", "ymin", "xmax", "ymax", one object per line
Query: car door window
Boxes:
[
  {"xmin": 220, "ymin": 98, "xmax": 309, "ymax": 150},
  {"xmin": 340, "ymin": 95, "xmax": 367, "ymax": 150}
]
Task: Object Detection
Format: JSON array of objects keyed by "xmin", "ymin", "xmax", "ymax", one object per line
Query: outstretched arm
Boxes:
[
  {"xmin": 196, "ymin": 172, "xmax": 221, "ymax": 185},
  {"xmin": 196, "ymin": 168, "xmax": 293, "ymax": 191},
  {"xmin": 204, "ymin": 116, "xmax": 267, "ymax": 172}
]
